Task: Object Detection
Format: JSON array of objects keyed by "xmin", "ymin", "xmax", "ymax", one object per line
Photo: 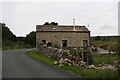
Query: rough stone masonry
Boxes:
[{"xmin": 37, "ymin": 42, "xmax": 118, "ymax": 70}]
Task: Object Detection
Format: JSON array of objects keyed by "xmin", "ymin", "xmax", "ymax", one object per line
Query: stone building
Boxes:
[{"xmin": 36, "ymin": 25, "xmax": 90, "ymax": 48}]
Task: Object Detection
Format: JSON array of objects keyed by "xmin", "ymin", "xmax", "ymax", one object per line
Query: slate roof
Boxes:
[{"xmin": 36, "ymin": 25, "xmax": 90, "ymax": 32}]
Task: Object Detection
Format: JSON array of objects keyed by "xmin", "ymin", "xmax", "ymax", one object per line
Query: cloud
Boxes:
[{"xmin": 0, "ymin": 2, "xmax": 118, "ymax": 36}]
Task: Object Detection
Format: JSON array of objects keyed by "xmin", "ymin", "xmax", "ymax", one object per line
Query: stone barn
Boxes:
[{"xmin": 36, "ymin": 25, "xmax": 90, "ymax": 48}]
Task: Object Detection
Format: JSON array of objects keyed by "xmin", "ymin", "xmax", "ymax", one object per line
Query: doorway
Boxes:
[
  {"xmin": 62, "ymin": 40, "xmax": 67, "ymax": 47},
  {"xmin": 83, "ymin": 40, "xmax": 88, "ymax": 47}
]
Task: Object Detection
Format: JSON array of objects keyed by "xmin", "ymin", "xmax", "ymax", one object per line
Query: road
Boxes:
[
  {"xmin": 97, "ymin": 47, "xmax": 109, "ymax": 53},
  {"xmin": 2, "ymin": 49, "xmax": 81, "ymax": 78}
]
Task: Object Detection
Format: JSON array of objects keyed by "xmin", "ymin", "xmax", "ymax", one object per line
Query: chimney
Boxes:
[{"xmin": 73, "ymin": 19, "xmax": 75, "ymax": 31}]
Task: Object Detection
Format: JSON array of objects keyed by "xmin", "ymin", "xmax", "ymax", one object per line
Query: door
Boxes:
[
  {"xmin": 62, "ymin": 40, "xmax": 67, "ymax": 47},
  {"xmin": 83, "ymin": 40, "xmax": 88, "ymax": 47}
]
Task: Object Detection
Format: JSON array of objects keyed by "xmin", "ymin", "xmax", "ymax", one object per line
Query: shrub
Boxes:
[
  {"xmin": 47, "ymin": 42, "xmax": 52, "ymax": 46},
  {"xmin": 53, "ymin": 43, "xmax": 60, "ymax": 48}
]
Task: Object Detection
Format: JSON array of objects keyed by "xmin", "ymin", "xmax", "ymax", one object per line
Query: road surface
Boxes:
[
  {"xmin": 97, "ymin": 47, "xmax": 109, "ymax": 53},
  {"xmin": 2, "ymin": 49, "xmax": 81, "ymax": 78}
]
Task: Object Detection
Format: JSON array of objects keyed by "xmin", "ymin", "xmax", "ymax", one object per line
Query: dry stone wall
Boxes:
[
  {"xmin": 37, "ymin": 43, "xmax": 84, "ymax": 66},
  {"xmin": 37, "ymin": 43, "xmax": 118, "ymax": 70}
]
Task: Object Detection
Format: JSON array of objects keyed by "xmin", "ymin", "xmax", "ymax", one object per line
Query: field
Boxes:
[{"xmin": 93, "ymin": 56, "xmax": 119, "ymax": 65}]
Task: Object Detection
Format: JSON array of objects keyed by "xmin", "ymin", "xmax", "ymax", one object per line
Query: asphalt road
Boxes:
[
  {"xmin": 97, "ymin": 47, "xmax": 109, "ymax": 53},
  {"xmin": 2, "ymin": 49, "xmax": 81, "ymax": 78}
]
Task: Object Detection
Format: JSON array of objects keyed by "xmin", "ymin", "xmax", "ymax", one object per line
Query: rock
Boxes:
[
  {"xmin": 95, "ymin": 64, "xmax": 117, "ymax": 70},
  {"xmin": 48, "ymin": 46, "xmax": 52, "ymax": 48},
  {"xmin": 68, "ymin": 63, "xmax": 72, "ymax": 66},
  {"xmin": 59, "ymin": 64, "xmax": 64, "ymax": 67},
  {"xmin": 73, "ymin": 48, "xmax": 77, "ymax": 50},
  {"xmin": 67, "ymin": 52, "xmax": 70, "ymax": 55},
  {"xmin": 97, "ymin": 64, "xmax": 102, "ymax": 67},
  {"xmin": 80, "ymin": 61, "xmax": 86, "ymax": 65},
  {"xmin": 58, "ymin": 49, "xmax": 62, "ymax": 52},
  {"xmin": 112, "ymin": 60, "xmax": 120, "ymax": 65},
  {"xmin": 88, "ymin": 65, "xmax": 96, "ymax": 69},
  {"xmin": 54, "ymin": 61, "xmax": 59, "ymax": 65},
  {"xmin": 96, "ymin": 67, "xmax": 101, "ymax": 69},
  {"xmin": 59, "ymin": 58, "xmax": 64, "ymax": 64}
]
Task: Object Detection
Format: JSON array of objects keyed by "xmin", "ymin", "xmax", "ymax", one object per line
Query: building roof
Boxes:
[{"xmin": 36, "ymin": 25, "xmax": 90, "ymax": 32}]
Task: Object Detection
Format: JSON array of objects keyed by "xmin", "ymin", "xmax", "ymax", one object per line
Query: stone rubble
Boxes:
[{"xmin": 37, "ymin": 43, "xmax": 118, "ymax": 70}]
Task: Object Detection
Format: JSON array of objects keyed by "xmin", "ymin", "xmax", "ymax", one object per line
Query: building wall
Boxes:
[{"xmin": 36, "ymin": 31, "xmax": 90, "ymax": 48}]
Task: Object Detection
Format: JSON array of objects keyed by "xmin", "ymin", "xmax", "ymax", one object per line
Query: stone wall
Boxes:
[
  {"xmin": 37, "ymin": 42, "xmax": 117, "ymax": 70},
  {"xmin": 37, "ymin": 43, "xmax": 84, "ymax": 66},
  {"xmin": 36, "ymin": 31, "xmax": 90, "ymax": 48}
]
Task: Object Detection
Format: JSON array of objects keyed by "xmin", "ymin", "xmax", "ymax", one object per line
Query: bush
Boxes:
[
  {"xmin": 53, "ymin": 43, "xmax": 60, "ymax": 48},
  {"xmin": 47, "ymin": 42, "xmax": 52, "ymax": 46}
]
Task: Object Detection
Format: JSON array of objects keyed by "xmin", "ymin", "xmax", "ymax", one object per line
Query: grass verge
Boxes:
[
  {"xmin": 2, "ymin": 46, "xmax": 34, "ymax": 51},
  {"xmin": 27, "ymin": 50, "xmax": 119, "ymax": 79}
]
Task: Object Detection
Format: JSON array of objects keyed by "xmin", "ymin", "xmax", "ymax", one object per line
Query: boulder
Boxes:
[{"xmin": 87, "ymin": 65, "xmax": 96, "ymax": 69}]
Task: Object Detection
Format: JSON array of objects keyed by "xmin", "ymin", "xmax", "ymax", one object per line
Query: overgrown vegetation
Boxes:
[
  {"xmin": 1, "ymin": 22, "xmax": 36, "ymax": 50},
  {"xmin": 47, "ymin": 42, "xmax": 52, "ymax": 47},
  {"xmin": 27, "ymin": 50, "xmax": 119, "ymax": 79}
]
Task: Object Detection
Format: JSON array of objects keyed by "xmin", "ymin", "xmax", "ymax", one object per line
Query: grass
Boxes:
[
  {"xmin": 2, "ymin": 45, "xmax": 34, "ymax": 51},
  {"xmin": 27, "ymin": 50, "xmax": 119, "ymax": 79},
  {"xmin": 91, "ymin": 52, "xmax": 119, "ymax": 65},
  {"xmin": 27, "ymin": 50, "xmax": 56, "ymax": 65},
  {"xmin": 91, "ymin": 40, "xmax": 117, "ymax": 44},
  {"xmin": 93, "ymin": 56, "xmax": 120, "ymax": 65}
]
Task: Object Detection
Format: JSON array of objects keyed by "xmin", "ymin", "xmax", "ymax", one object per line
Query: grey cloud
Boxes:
[{"xmin": 0, "ymin": 2, "xmax": 118, "ymax": 36}]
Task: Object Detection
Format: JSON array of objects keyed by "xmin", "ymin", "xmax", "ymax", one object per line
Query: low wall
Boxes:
[
  {"xmin": 36, "ymin": 43, "xmax": 117, "ymax": 70},
  {"xmin": 37, "ymin": 43, "xmax": 85, "ymax": 66}
]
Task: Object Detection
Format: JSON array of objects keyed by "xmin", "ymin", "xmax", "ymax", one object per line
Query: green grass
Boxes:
[
  {"xmin": 2, "ymin": 45, "xmax": 34, "ymax": 51},
  {"xmin": 91, "ymin": 40, "xmax": 117, "ymax": 44},
  {"xmin": 27, "ymin": 50, "xmax": 56, "ymax": 65},
  {"xmin": 93, "ymin": 56, "xmax": 120, "ymax": 65},
  {"xmin": 27, "ymin": 50, "xmax": 119, "ymax": 79}
]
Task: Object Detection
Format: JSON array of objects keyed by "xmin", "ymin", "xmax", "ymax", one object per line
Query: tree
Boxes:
[
  {"xmin": 2, "ymin": 23, "xmax": 16, "ymax": 42},
  {"xmin": 25, "ymin": 31, "xmax": 36, "ymax": 46},
  {"xmin": 95, "ymin": 36, "xmax": 101, "ymax": 41},
  {"xmin": 43, "ymin": 22, "xmax": 58, "ymax": 26},
  {"xmin": 49, "ymin": 22, "xmax": 58, "ymax": 25},
  {"xmin": 43, "ymin": 22, "xmax": 49, "ymax": 25}
]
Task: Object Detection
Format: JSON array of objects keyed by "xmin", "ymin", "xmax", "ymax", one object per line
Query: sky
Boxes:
[{"xmin": 0, "ymin": 0, "xmax": 119, "ymax": 37}]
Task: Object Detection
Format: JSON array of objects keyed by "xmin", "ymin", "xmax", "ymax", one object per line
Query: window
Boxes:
[{"xmin": 42, "ymin": 40, "xmax": 46, "ymax": 44}]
